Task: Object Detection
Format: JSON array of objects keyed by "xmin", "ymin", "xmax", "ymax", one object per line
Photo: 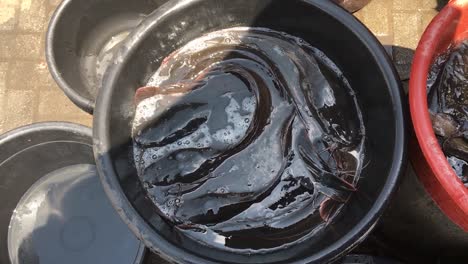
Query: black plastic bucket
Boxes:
[
  {"xmin": 46, "ymin": 0, "xmax": 169, "ymax": 114},
  {"xmin": 93, "ymin": 0, "xmax": 407, "ymax": 263},
  {"xmin": 0, "ymin": 122, "xmax": 145, "ymax": 264}
]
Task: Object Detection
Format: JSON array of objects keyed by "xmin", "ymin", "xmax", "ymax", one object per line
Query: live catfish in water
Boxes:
[
  {"xmin": 132, "ymin": 27, "xmax": 366, "ymax": 252},
  {"xmin": 428, "ymin": 40, "xmax": 468, "ymax": 187}
]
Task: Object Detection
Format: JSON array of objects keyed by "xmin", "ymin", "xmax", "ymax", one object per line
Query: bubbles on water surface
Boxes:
[{"xmin": 132, "ymin": 27, "xmax": 366, "ymax": 252}]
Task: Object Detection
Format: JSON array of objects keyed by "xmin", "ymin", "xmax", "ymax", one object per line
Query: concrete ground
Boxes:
[{"xmin": 0, "ymin": 0, "xmax": 446, "ymax": 134}]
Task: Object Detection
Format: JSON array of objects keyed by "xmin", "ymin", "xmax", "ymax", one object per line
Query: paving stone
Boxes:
[
  {"xmin": 46, "ymin": 6, "xmax": 56, "ymax": 23},
  {"xmin": 394, "ymin": 0, "xmax": 422, "ymax": 11},
  {"xmin": 0, "ymin": 7, "xmax": 18, "ymax": 31},
  {"xmin": 0, "ymin": 0, "xmax": 20, "ymax": 6},
  {"xmin": 421, "ymin": 10, "xmax": 439, "ymax": 35},
  {"xmin": 421, "ymin": 0, "xmax": 438, "ymax": 10},
  {"xmin": 35, "ymin": 102, "xmax": 93, "ymax": 127},
  {"xmin": 393, "ymin": 11, "xmax": 422, "ymax": 50},
  {"xmin": 42, "ymin": 8, "xmax": 56, "ymax": 60},
  {"xmin": 0, "ymin": 90, "xmax": 36, "ymax": 133},
  {"xmin": 353, "ymin": 9, "xmax": 364, "ymax": 21},
  {"xmin": 11, "ymin": 34, "xmax": 42, "ymax": 59},
  {"xmin": 37, "ymin": 85, "xmax": 84, "ymax": 118},
  {"xmin": 18, "ymin": 0, "xmax": 47, "ymax": 32},
  {"xmin": 35, "ymin": 82, "xmax": 93, "ymax": 125},
  {"xmin": 64, "ymin": 115, "xmax": 93, "ymax": 128},
  {"xmin": 0, "ymin": 62, "xmax": 7, "ymax": 128},
  {"xmin": 0, "ymin": 34, "xmax": 15, "ymax": 58},
  {"xmin": 7, "ymin": 61, "xmax": 54, "ymax": 90},
  {"xmin": 359, "ymin": 0, "xmax": 393, "ymax": 37},
  {"xmin": 0, "ymin": 62, "xmax": 7, "ymax": 89},
  {"xmin": 48, "ymin": 0, "xmax": 62, "ymax": 8}
]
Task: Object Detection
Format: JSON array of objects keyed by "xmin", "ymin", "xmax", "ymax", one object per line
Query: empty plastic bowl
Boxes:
[{"xmin": 46, "ymin": 0, "xmax": 170, "ymax": 113}]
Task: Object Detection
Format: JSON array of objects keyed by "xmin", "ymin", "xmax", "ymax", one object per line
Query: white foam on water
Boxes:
[
  {"xmin": 135, "ymin": 122, "xmax": 214, "ymax": 171},
  {"xmin": 211, "ymin": 94, "xmax": 254, "ymax": 146},
  {"xmin": 134, "ymin": 93, "xmax": 256, "ymax": 172},
  {"xmin": 242, "ymin": 96, "xmax": 256, "ymax": 112}
]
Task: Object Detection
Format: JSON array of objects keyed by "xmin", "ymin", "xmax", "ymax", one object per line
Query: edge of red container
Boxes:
[{"xmin": 409, "ymin": 0, "xmax": 468, "ymax": 231}]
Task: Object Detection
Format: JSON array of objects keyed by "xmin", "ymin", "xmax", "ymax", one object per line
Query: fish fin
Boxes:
[
  {"xmin": 319, "ymin": 198, "xmax": 339, "ymax": 222},
  {"xmin": 134, "ymin": 86, "xmax": 158, "ymax": 105}
]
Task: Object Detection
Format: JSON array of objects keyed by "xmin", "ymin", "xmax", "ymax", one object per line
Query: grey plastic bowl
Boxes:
[
  {"xmin": 0, "ymin": 122, "xmax": 146, "ymax": 264},
  {"xmin": 46, "ymin": 0, "xmax": 169, "ymax": 114}
]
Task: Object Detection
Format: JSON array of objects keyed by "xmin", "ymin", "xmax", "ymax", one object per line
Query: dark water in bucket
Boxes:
[{"xmin": 132, "ymin": 27, "xmax": 366, "ymax": 253}]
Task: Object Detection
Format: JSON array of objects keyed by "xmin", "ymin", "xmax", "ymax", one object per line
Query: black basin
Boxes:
[
  {"xmin": 46, "ymin": 0, "xmax": 169, "ymax": 114},
  {"xmin": 93, "ymin": 0, "xmax": 407, "ymax": 263},
  {"xmin": 0, "ymin": 122, "xmax": 145, "ymax": 264}
]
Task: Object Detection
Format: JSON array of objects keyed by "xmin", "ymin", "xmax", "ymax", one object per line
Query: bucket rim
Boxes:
[{"xmin": 409, "ymin": 0, "xmax": 468, "ymax": 231}]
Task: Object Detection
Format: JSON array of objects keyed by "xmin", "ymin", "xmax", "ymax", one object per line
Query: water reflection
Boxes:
[{"xmin": 8, "ymin": 164, "xmax": 142, "ymax": 264}]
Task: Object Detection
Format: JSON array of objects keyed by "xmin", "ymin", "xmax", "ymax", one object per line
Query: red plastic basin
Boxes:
[{"xmin": 409, "ymin": 0, "xmax": 468, "ymax": 231}]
